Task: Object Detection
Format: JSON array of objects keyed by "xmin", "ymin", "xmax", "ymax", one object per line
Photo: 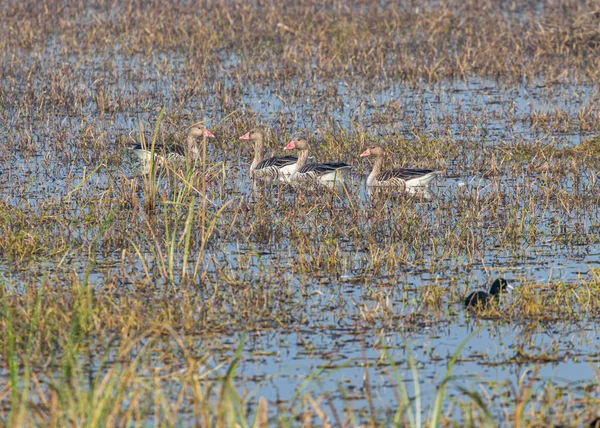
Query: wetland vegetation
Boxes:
[{"xmin": 1, "ymin": 0, "xmax": 600, "ymax": 426}]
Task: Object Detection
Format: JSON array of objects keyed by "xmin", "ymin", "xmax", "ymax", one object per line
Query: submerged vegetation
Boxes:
[{"xmin": 1, "ymin": 0, "xmax": 600, "ymax": 425}]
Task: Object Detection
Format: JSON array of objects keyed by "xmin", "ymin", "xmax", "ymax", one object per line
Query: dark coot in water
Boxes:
[{"xmin": 464, "ymin": 278, "xmax": 512, "ymax": 309}]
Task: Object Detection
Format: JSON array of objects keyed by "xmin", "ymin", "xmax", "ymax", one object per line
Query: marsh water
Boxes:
[{"xmin": 3, "ymin": 6, "xmax": 600, "ymax": 424}]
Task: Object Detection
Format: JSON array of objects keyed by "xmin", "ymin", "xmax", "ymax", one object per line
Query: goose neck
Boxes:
[
  {"xmin": 296, "ymin": 148, "xmax": 308, "ymax": 169},
  {"xmin": 368, "ymin": 155, "xmax": 384, "ymax": 181},
  {"xmin": 251, "ymin": 138, "xmax": 265, "ymax": 170},
  {"xmin": 187, "ymin": 135, "xmax": 202, "ymax": 160}
]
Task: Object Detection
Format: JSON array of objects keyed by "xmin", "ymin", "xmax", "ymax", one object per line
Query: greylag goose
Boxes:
[
  {"xmin": 129, "ymin": 125, "xmax": 214, "ymax": 173},
  {"xmin": 360, "ymin": 145, "xmax": 439, "ymax": 194},
  {"xmin": 239, "ymin": 128, "xmax": 297, "ymax": 182},
  {"xmin": 284, "ymin": 138, "xmax": 353, "ymax": 187},
  {"xmin": 464, "ymin": 278, "xmax": 513, "ymax": 309}
]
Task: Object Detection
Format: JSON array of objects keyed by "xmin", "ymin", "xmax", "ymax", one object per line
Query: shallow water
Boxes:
[{"xmin": 2, "ymin": 37, "xmax": 600, "ymax": 423}]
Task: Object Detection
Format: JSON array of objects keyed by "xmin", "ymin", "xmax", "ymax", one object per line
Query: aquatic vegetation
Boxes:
[{"xmin": 1, "ymin": 0, "xmax": 600, "ymax": 426}]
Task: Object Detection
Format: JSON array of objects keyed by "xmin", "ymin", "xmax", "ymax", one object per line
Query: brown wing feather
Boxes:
[
  {"xmin": 255, "ymin": 155, "xmax": 297, "ymax": 170},
  {"xmin": 376, "ymin": 168, "xmax": 435, "ymax": 182},
  {"xmin": 298, "ymin": 162, "xmax": 352, "ymax": 175}
]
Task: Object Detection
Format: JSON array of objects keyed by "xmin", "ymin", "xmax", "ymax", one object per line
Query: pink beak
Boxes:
[
  {"xmin": 239, "ymin": 132, "xmax": 250, "ymax": 140},
  {"xmin": 204, "ymin": 129, "xmax": 215, "ymax": 138},
  {"xmin": 284, "ymin": 141, "xmax": 296, "ymax": 150},
  {"xmin": 360, "ymin": 148, "xmax": 371, "ymax": 157}
]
